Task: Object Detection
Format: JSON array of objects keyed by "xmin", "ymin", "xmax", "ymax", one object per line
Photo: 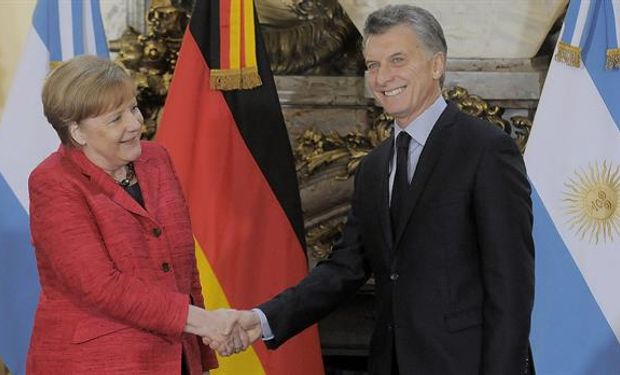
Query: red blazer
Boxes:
[{"xmin": 26, "ymin": 142, "xmax": 217, "ymax": 374}]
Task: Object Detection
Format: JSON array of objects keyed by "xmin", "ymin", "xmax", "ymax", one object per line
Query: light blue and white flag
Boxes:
[
  {"xmin": 0, "ymin": 1, "xmax": 108, "ymax": 373},
  {"xmin": 525, "ymin": 0, "xmax": 620, "ymax": 373}
]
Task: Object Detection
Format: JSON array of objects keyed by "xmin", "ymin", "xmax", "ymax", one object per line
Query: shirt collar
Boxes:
[{"xmin": 393, "ymin": 95, "xmax": 447, "ymax": 146}]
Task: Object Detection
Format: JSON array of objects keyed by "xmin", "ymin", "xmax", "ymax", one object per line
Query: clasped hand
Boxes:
[{"xmin": 186, "ymin": 306, "xmax": 262, "ymax": 357}]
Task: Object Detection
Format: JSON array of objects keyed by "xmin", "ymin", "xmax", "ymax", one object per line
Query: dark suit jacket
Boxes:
[
  {"xmin": 259, "ymin": 103, "xmax": 535, "ymax": 375},
  {"xmin": 26, "ymin": 142, "xmax": 217, "ymax": 374}
]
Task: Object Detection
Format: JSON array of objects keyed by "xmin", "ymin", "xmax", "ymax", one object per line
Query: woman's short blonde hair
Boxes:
[{"xmin": 42, "ymin": 55, "xmax": 136, "ymax": 147}]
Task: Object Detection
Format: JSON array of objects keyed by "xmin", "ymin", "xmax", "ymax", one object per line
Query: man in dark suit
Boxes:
[{"xmin": 221, "ymin": 5, "xmax": 535, "ymax": 374}]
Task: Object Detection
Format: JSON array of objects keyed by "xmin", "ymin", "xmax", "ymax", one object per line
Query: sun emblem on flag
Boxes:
[{"xmin": 563, "ymin": 161, "xmax": 620, "ymax": 244}]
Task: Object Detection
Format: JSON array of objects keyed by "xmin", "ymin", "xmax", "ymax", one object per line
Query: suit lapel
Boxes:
[
  {"xmin": 374, "ymin": 141, "xmax": 393, "ymax": 250},
  {"xmin": 393, "ymin": 103, "xmax": 458, "ymax": 247}
]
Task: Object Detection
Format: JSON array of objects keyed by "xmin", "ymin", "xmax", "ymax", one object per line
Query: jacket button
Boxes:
[
  {"xmin": 390, "ymin": 273, "xmax": 399, "ymax": 281},
  {"xmin": 161, "ymin": 262, "xmax": 171, "ymax": 272},
  {"xmin": 152, "ymin": 227, "xmax": 162, "ymax": 237}
]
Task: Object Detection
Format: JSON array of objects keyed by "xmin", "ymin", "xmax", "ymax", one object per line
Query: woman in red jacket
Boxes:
[{"xmin": 26, "ymin": 55, "xmax": 239, "ymax": 374}]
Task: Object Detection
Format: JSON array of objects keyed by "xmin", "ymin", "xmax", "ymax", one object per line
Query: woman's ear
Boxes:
[{"xmin": 69, "ymin": 122, "xmax": 86, "ymax": 146}]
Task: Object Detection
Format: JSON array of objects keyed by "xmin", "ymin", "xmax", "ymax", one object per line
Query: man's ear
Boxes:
[
  {"xmin": 431, "ymin": 52, "xmax": 446, "ymax": 81},
  {"xmin": 69, "ymin": 122, "xmax": 86, "ymax": 146}
]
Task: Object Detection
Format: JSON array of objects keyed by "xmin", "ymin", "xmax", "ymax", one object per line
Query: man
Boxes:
[{"xmin": 224, "ymin": 5, "xmax": 535, "ymax": 374}]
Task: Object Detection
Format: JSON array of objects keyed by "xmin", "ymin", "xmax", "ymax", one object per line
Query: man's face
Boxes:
[{"xmin": 364, "ymin": 24, "xmax": 444, "ymax": 128}]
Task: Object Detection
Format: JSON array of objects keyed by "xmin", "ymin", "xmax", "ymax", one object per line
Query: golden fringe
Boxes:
[
  {"xmin": 210, "ymin": 69, "xmax": 242, "ymax": 90},
  {"xmin": 606, "ymin": 48, "xmax": 620, "ymax": 69},
  {"xmin": 210, "ymin": 67, "xmax": 263, "ymax": 91},
  {"xmin": 241, "ymin": 66, "xmax": 262, "ymax": 89},
  {"xmin": 555, "ymin": 41, "xmax": 581, "ymax": 68}
]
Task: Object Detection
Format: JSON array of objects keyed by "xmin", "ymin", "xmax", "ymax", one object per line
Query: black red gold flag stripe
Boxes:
[
  {"xmin": 156, "ymin": 0, "xmax": 324, "ymax": 374},
  {"xmin": 208, "ymin": 0, "xmax": 262, "ymax": 90}
]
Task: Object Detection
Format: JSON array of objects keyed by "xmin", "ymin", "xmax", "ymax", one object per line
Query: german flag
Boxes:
[{"xmin": 156, "ymin": 0, "xmax": 324, "ymax": 374}]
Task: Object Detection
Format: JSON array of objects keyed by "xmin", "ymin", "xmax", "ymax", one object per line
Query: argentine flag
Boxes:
[
  {"xmin": 0, "ymin": 1, "xmax": 108, "ymax": 373},
  {"xmin": 526, "ymin": 0, "xmax": 620, "ymax": 373}
]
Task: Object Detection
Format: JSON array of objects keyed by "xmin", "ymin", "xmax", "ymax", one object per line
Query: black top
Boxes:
[{"xmin": 123, "ymin": 182, "xmax": 145, "ymax": 208}]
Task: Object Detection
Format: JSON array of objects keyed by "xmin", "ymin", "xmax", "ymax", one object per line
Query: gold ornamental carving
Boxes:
[
  {"xmin": 295, "ymin": 107, "xmax": 392, "ymax": 181},
  {"xmin": 307, "ymin": 220, "xmax": 345, "ymax": 262},
  {"xmin": 442, "ymin": 86, "xmax": 532, "ymax": 152},
  {"xmin": 260, "ymin": 0, "xmax": 364, "ymax": 75},
  {"xmin": 109, "ymin": 0, "xmax": 190, "ymax": 139}
]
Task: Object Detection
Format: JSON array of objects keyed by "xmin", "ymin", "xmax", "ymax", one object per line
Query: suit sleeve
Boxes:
[
  {"xmin": 473, "ymin": 133, "xmax": 534, "ymax": 374},
  {"xmin": 29, "ymin": 167, "xmax": 189, "ymax": 339},
  {"xmin": 258, "ymin": 159, "xmax": 373, "ymax": 349}
]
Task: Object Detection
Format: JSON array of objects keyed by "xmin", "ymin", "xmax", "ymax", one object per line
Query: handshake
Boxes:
[{"xmin": 185, "ymin": 305, "xmax": 263, "ymax": 356}]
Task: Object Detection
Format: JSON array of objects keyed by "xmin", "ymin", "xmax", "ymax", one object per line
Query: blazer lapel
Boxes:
[
  {"xmin": 62, "ymin": 146, "xmax": 151, "ymax": 219},
  {"xmin": 393, "ymin": 103, "xmax": 458, "ymax": 247},
  {"xmin": 110, "ymin": 188, "xmax": 148, "ymax": 218},
  {"xmin": 133, "ymin": 156, "xmax": 159, "ymax": 214}
]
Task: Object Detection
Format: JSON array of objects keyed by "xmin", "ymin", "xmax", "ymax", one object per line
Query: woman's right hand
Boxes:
[{"xmin": 185, "ymin": 305, "xmax": 249, "ymax": 355}]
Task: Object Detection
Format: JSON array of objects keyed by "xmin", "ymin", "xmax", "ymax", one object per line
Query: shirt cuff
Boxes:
[{"xmin": 251, "ymin": 308, "xmax": 275, "ymax": 341}]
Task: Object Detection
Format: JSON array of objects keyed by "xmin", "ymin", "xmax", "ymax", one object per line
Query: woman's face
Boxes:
[{"xmin": 71, "ymin": 97, "xmax": 143, "ymax": 173}]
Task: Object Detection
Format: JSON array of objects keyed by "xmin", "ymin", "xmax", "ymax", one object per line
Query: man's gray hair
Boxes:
[
  {"xmin": 363, "ymin": 5, "xmax": 447, "ymax": 85},
  {"xmin": 363, "ymin": 4, "xmax": 447, "ymax": 57}
]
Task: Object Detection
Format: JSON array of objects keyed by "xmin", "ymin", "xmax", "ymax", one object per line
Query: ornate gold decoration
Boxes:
[
  {"xmin": 307, "ymin": 220, "xmax": 345, "ymax": 260},
  {"xmin": 260, "ymin": 0, "xmax": 364, "ymax": 75},
  {"xmin": 443, "ymin": 86, "xmax": 532, "ymax": 152},
  {"xmin": 510, "ymin": 116, "xmax": 533, "ymax": 153},
  {"xmin": 563, "ymin": 161, "xmax": 620, "ymax": 244},
  {"xmin": 109, "ymin": 0, "xmax": 190, "ymax": 139},
  {"xmin": 295, "ymin": 108, "xmax": 391, "ymax": 181}
]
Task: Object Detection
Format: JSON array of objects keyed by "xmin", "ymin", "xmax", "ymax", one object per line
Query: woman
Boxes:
[{"xmin": 26, "ymin": 55, "xmax": 236, "ymax": 374}]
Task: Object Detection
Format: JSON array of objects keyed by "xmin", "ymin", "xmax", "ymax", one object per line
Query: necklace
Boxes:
[{"xmin": 118, "ymin": 162, "xmax": 135, "ymax": 187}]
